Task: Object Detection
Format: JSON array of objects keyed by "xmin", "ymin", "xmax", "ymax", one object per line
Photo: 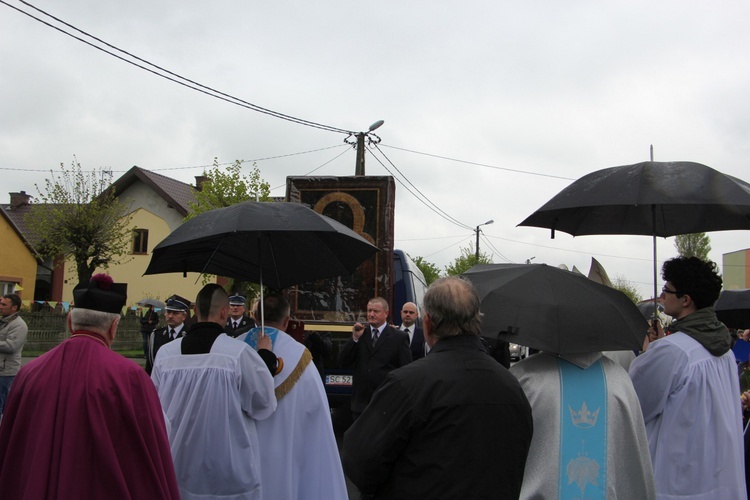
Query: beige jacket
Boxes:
[{"xmin": 0, "ymin": 313, "xmax": 28, "ymax": 376}]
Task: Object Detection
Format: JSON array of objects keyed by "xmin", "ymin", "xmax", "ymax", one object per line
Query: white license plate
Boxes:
[{"xmin": 326, "ymin": 374, "xmax": 353, "ymax": 386}]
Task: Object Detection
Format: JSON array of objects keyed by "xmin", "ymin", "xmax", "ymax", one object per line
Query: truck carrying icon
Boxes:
[{"xmin": 284, "ymin": 176, "xmax": 428, "ymax": 425}]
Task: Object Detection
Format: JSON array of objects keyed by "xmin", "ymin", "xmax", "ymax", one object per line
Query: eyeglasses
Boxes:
[{"xmin": 661, "ymin": 286, "xmax": 679, "ymax": 295}]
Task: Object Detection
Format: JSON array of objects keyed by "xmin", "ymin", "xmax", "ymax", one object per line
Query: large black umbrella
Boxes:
[
  {"xmin": 715, "ymin": 289, "xmax": 750, "ymax": 329},
  {"xmin": 519, "ymin": 161, "xmax": 750, "ymax": 303},
  {"xmin": 462, "ymin": 263, "xmax": 647, "ymax": 355},
  {"xmin": 144, "ymin": 201, "xmax": 379, "ymax": 288}
]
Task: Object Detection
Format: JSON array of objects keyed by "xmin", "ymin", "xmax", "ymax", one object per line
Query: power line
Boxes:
[
  {"xmin": 370, "ymin": 146, "xmax": 473, "ymax": 231},
  {"xmin": 270, "ymin": 147, "xmax": 352, "ymax": 192},
  {"xmin": 380, "ymin": 144, "xmax": 576, "ymax": 181},
  {"xmin": 479, "ymin": 233, "xmax": 513, "ymax": 263},
  {"xmin": 3, "ymin": 0, "xmax": 355, "ymax": 135},
  {"xmin": 0, "ymin": 144, "xmax": 348, "ymax": 174},
  {"xmin": 422, "ymin": 236, "xmax": 474, "ymax": 261},
  {"xmin": 365, "ymin": 148, "xmax": 473, "ymax": 231},
  {"xmin": 484, "ymin": 233, "xmax": 657, "ymax": 263}
]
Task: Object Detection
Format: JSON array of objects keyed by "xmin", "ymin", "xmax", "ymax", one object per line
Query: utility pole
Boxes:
[
  {"xmin": 354, "ymin": 132, "xmax": 366, "ymax": 176},
  {"xmin": 475, "ymin": 219, "xmax": 494, "ymax": 260},
  {"xmin": 348, "ymin": 120, "xmax": 385, "ymax": 176}
]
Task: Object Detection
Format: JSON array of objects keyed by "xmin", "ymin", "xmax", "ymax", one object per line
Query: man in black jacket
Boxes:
[
  {"xmin": 342, "ymin": 277, "xmax": 533, "ymax": 499},
  {"xmin": 339, "ymin": 297, "xmax": 412, "ymax": 420},
  {"xmin": 398, "ymin": 301, "xmax": 425, "ymax": 361}
]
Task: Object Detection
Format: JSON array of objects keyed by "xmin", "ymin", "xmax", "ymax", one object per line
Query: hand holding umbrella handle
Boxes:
[{"xmin": 257, "ymin": 329, "xmax": 272, "ymax": 351}]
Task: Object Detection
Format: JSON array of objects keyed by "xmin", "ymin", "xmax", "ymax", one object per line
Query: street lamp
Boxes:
[
  {"xmin": 346, "ymin": 120, "xmax": 384, "ymax": 176},
  {"xmin": 475, "ymin": 219, "xmax": 494, "ymax": 260}
]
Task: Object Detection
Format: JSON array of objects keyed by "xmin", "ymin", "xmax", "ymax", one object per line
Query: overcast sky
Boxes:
[{"xmin": 2, "ymin": 0, "xmax": 749, "ymax": 299}]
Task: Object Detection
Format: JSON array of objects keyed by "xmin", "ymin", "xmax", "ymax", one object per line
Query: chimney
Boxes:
[
  {"xmin": 194, "ymin": 175, "xmax": 210, "ymax": 192},
  {"xmin": 9, "ymin": 191, "xmax": 31, "ymax": 209}
]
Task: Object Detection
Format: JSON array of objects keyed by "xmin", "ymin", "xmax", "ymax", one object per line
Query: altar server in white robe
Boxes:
[
  {"xmin": 511, "ymin": 351, "xmax": 656, "ymax": 500},
  {"xmin": 152, "ymin": 284, "xmax": 279, "ymax": 500},
  {"xmin": 630, "ymin": 257, "xmax": 746, "ymax": 499},
  {"xmin": 238, "ymin": 293, "xmax": 348, "ymax": 500}
]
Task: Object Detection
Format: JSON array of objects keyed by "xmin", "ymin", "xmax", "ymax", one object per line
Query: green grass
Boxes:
[
  {"xmin": 23, "ymin": 349, "xmax": 145, "ymax": 358},
  {"xmin": 116, "ymin": 350, "xmax": 146, "ymax": 358}
]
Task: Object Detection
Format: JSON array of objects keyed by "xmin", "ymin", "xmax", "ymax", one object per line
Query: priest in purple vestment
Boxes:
[{"xmin": 0, "ymin": 274, "xmax": 180, "ymax": 500}]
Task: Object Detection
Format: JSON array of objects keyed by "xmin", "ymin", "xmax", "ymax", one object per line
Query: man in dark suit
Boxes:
[
  {"xmin": 146, "ymin": 294, "xmax": 190, "ymax": 375},
  {"xmin": 398, "ymin": 301, "xmax": 425, "ymax": 361},
  {"xmin": 339, "ymin": 297, "xmax": 412, "ymax": 420}
]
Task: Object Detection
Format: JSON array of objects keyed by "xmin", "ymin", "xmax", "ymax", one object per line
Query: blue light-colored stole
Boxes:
[
  {"xmin": 558, "ymin": 358, "xmax": 608, "ymax": 499},
  {"xmin": 243, "ymin": 326, "xmax": 280, "ymax": 350}
]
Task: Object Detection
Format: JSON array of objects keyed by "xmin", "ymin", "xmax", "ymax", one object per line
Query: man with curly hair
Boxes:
[{"xmin": 629, "ymin": 257, "xmax": 745, "ymax": 498}]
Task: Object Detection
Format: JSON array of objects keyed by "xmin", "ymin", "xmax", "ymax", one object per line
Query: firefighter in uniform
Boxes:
[
  {"xmin": 225, "ymin": 294, "xmax": 255, "ymax": 337},
  {"xmin": 145, "ymin": 294, "xmax": 190, "ymax": 374}
]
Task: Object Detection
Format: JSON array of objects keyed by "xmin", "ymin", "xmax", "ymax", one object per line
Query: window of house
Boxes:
[{"xmin": 132, "ymin": 229, "xmax": 149, "ymax": 255}]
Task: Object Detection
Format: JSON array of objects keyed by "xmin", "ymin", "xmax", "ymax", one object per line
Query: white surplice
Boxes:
[
  {"xmin": 629, "ymin": 332, "xmax": 746, "ymax": 499},
  {"xmin": 237, "ymin": 329, "xmax": 348, "ymax": 500},
  {"xmin": 152, "ymin": 334, "xmax": 276, "ymax": 500}
]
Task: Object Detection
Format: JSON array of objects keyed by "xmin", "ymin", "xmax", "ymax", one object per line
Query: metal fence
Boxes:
[{"xmin": 19, "ymin": 312, "xmax": 153, "ymax": 352}]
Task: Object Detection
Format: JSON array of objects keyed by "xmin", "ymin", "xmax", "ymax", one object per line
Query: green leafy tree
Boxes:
[
  {"xmin": 612, "ymin": 275, "xmax": 642, "ymax": 304},
  {"xmin": 411, "ymin": 255, "xmax": 441, "ymax": 285},
  {"xmin": 186, "ymin": 158, "xmax": 271, "ymax": 298},
  {"xmin": 25, "ymin": 158, "xmax": 133, "ymax": 283},
  {"xmin": 674, "ymin": 233, "xmax": 711, "ymax": 260},
  {"xmin": 186, "ymin": 158, "xmax": 271, "ymax": 220},
  {"xmin": 445, "ymin": 245, "xmax": 492, "ymax": 276}
]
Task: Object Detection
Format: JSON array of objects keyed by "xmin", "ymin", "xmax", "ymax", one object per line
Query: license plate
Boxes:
[{"xmin": 326, "ymin": 374, "xmax": 353, "ymax": 386}]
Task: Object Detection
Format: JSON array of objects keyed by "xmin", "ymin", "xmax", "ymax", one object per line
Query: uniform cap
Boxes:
[
  {"xmin": 228, "ymin": 295, "xmax": 246, "ymax": 305},
  {"xmin": 165, "ymin": 294, "xmax": 191, "ymax": 312}
]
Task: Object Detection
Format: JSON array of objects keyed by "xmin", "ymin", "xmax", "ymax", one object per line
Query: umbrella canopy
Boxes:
[
  {"xmin": 144, "ymin": 201, "xmax": 380, "ymax": 289},
  {"xmin": 462, "ymin": 263, "xmax": 647, "ymax": 355},
  {"xmin": 518, "ymin": 161, "xmax": 750, "ymax": 238},
  {"xmin": 715, "ymin": 289, "xmax": 750, "ymax": 329},
  {"xmin": 137, "ymin": 298, "xmax": 165, "ymax": 309},
  {"xmin": 518, "ymin": 161, "xmax": 750, "ymax": 304}
]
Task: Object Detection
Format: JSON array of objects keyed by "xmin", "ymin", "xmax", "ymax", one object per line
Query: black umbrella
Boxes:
[
  {"xmin": 715, "ymin": 289, "xmax": 750, "ymax": 329},
  {"xmin": 636, "ymin": 301, "xmax": 664, "ymax": 320},
  {"xmin": 144, "ymin": 201, "xmax": 379, "ymax": 288},
  {"xmin": 462, "ymin": 263, "xmax": 647, "ymax": 355},
  {"xmin": 519, "ymin": 160, "xmax": 750, "ymax": 303}
]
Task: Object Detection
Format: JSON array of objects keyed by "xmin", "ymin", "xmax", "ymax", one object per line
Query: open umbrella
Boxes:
[
  {"xmin": 518, "ymin": 161, "xmax": 750, "ymax": 306},
  {"xmin": 462, "ymin": 263, "xmax": 647, "ymax": 355},
  {"xmin": 636, "ymin": 301, "xmax": 664, "ymax": 320},
  {"xmin": 145, "ymin": 201, "xmax": 378, "ymax": 287},
  {"xmin": 715, "ymin": 289, "xmax": 750, "ymax": 329},
  {"xmin": 144, "ymin": 201, "xmax": 380, "ymax": 327},
  {"xmin": 137, "ymin": 298, "xmax": 165, "ymax": 309}
]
